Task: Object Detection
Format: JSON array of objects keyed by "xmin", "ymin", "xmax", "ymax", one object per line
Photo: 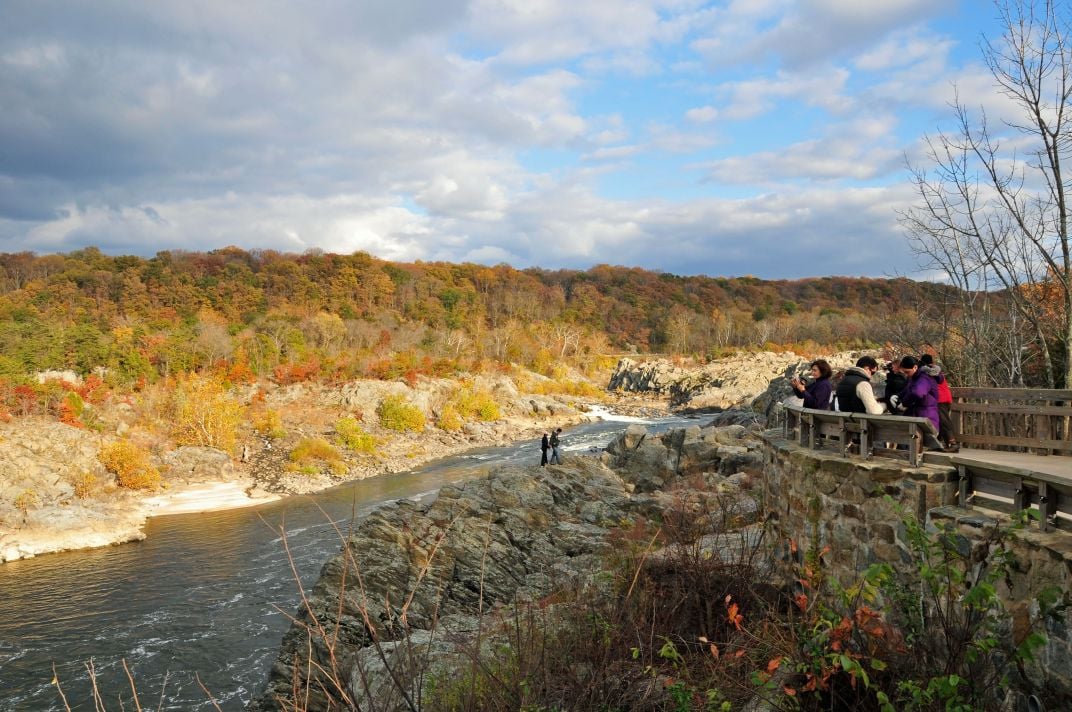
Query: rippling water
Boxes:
[{"xmin": 0, "ymin": 413, "xmax": 698, "ymax": 710}]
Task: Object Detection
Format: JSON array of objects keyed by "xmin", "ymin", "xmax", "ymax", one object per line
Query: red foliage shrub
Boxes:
[{"xmin": 273, "ymin": 358, "xmax": 322, "ymax": 385}]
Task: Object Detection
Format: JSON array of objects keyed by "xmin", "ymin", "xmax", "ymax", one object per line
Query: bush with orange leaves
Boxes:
[{"xmin": 99, "ymin": 440, "xmax": 161, "ymax": 490}]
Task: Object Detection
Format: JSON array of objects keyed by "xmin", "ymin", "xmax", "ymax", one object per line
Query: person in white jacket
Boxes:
[{"xmin": 834, "ymin": 356, "xmax": 884, "ymax": 414}]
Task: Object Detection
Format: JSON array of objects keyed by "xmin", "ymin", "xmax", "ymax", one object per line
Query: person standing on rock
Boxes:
[
  {"xmin": 549, "ymin": 428, "xmax": 563, "ymax": 464},
  {"xmin": 540, "ymin": 432, "xmax": 550, "ymax": 466}
]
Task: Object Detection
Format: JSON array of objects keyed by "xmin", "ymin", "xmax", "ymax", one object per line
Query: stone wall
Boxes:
[
  {"xmin": 761, "ymin": 432, "xmax": 958, "ymax": 577},
  {"xmin": 760, "ymin": 431, "xmax": 1072, "ymax": 704}
]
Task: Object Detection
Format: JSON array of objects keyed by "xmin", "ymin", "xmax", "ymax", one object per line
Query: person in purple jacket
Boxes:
[
  {"xmin": 790, "ymin": 359, "xmax": 833, "ymax": 410},
  {"xmin": 894, "ymin": 355, "xmax": 940, "ymax": 431}
]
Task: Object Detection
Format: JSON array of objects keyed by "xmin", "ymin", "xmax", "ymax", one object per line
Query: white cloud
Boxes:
[
  {"xmin": 700, "ymin": 114, "xmax": 902, "ymax": 185},
  {"xmin": 692, "ymin": 0, "xmax": 956, "ymax": 70},
  {"xmin": 717, "ymin": 68, "xmax": 853, "ymax": 120},
  {"xmin": 583, "ymin": 145, "xmax": 641, "ymax": 161},
  {"xmin": 0, "ymin": 0, "xmax": 1004, "ymax": 281},
  {"xmin": 685, "ymin": 105, "xmax": 718, "ymax": 123},
  {"xmin": 854, "ymin": 30, "xmax": 954, "ymax": 72}
]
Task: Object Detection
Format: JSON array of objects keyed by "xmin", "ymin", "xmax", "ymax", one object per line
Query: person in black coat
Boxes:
[
  {"xmin": 880, "ymin": 362, "xmax": 908, "ymax": 405},
  {"xmin": 540, "ymin": 432, "xmax": 550, "ymax": 467}
]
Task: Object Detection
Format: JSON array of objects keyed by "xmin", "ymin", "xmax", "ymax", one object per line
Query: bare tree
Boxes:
[{"xmin": 901, "ymin": 0, "xmax": 1072, "ymax": 387}]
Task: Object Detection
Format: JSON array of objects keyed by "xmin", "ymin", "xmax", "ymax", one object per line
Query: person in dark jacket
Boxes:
[
  {"xmin": 540, "ymin": 432, "xmax": 550, "ymax": 466},
  {"xmin": 549, "ymin": 428, "xmax": 563, "ymax": 464},
  {"xmin": 835, "ymin": 356, "xmax": 884, "ymax": 414},
  {"xmin": 791, "ymin": 359, "xmax": 833, "ymax": 410},
  {"xmin": 880, "ymin": 361, "xmax": 908, "ymax": 405}
]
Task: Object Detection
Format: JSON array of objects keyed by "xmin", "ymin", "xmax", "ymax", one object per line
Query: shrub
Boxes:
[
  {"xmin": 252, "ymin": 408, "xmax": 286, "ymax": 440},
  {"xmin": 436, "ymin": 403, "xmax": 463, "ymax": 432},
  {"xmin": 377, "ymin": 395, "xmax": 425, "ymax": 432},
  {"xmin": 99, "ymin": 441, "xmax": 161, "ymax": 490},
  {"xmin": 451, "ymin": 386, "xmax": 501, "ymax": 421},
  {"xmin": 71, "ymin": 471, "xmax": 99, "ymax": 499},
  {"xmin": 289, "ymin": 437, "xmax": 347, "ymax": 476},
  {"xmin": 14, "ymin": 489, "xmax": 39, "ymax": 512},
  {"xmin": 335, "ymin": 416, "xmax": 377, "ymax": 454},
  {"xmin": 169, "ymin": 374, "xmax": 244, "ymax": 452},
  {"xmin": 520, "ymin": 375, "xmax": 603, "ymax": 398}
]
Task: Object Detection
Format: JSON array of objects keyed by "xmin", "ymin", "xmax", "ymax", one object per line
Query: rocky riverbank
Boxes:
[
  {"xmin": 0, "ymin": 372, "xmax": 630, "ymax": 563},
  {"xmin": 250, "ymin": 421, "xmax": 765, "ymax": 711}
]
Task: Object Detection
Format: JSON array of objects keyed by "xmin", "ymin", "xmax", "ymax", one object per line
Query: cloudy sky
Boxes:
[{"xmin": 0, "ymin": 1, "xmax": 1016, "ymax": 278}]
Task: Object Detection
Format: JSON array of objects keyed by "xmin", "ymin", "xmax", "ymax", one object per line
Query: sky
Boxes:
[{"xmin": 0, "ymin": 0, "xmax": 1021, "ymax": 279}]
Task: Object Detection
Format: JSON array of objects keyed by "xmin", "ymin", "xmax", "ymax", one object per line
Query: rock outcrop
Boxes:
[
  {"xmin": 609, "ymin": 351, "xmax": 868, "ymax": 420},
  {"xmin": 0, "ymin": 420, "xmax": 264, "ymax": 561},
  {"xmin": 250, "ymin": 424, "xmax": 763, "ymax": 711}
]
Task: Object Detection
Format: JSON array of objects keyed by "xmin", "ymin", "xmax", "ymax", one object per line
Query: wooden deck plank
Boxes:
[{"xmin": 924, "ymin": 448, "xmax": 1072, "ymax": 481}]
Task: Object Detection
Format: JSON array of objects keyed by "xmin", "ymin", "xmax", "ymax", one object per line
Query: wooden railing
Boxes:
[
  {"xmin": 950, "ymin": 388, "xmax": 1072, "ymax": 455},
  {"xmin": 953, "ymin": 455, "xmax": 1072, "ymax": 532},
  {"xmin": 783, "ymin": 404, "xmax": 939, "ymax": 466}
]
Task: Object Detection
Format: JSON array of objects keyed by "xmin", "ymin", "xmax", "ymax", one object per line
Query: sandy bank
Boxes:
[{"xmin": 140, "ymin": 480, "xmax": 282, "ymax": 516}]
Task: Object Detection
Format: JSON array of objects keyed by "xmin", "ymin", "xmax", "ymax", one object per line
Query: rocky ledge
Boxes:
[{"xmin": 250, "ymin": 422, "xmax": 764, "ymax": 711}]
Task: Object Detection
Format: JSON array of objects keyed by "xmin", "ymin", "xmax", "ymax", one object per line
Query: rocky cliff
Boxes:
[{"xmin": 250, "ymin": 422, "xmax": 764, "ymax": 711}]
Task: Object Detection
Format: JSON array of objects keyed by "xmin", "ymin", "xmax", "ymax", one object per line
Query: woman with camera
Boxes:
[{"xmin": 790, "ymin": 359, "xmax": 833, "ymax": 410}]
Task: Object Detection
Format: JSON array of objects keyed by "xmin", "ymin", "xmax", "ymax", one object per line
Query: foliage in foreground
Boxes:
[
  {"xmin": 50, "ymin": 477, "xmax": 1064, "ymax": 711},
  {"xmin": 418, "ymin": 500, "xmax": 1058, "ymax": 712}
]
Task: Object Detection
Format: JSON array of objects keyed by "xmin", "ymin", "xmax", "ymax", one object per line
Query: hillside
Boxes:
[{"xmin": 0, "ymin": 247, "xmax": 951, "ymax": 393}]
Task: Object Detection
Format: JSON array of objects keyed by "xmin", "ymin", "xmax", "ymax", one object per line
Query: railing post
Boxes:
[
  {"xmin": 908, "ymin": 423, "xmax": 919, "ymax": 467},
  {"xmin": 860, "ymin": 417, "xmax": 871, "ymax": 459},
  {"xmin": 953, "ymin": 394, "xmax": 964, "ymax": 448},
  {"xmin": 958, "ymin": 464, "xmax": 970, "ymax": 509},
  {"xmin": 1013, "ymin": 477, "xmax": 1029, "ymax": 514},
  {"xmin": 803, "ymin": 414, "xmax": 816, "ymax": 449},
  {"xmin": 1039, "ymin": 482, "xmax": 1056, "ymax": 532}
]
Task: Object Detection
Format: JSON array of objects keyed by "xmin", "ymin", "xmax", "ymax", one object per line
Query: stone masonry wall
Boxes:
[{"xmin": 761, "ymin": 431, "xmax": 1072, "ymax": 705}]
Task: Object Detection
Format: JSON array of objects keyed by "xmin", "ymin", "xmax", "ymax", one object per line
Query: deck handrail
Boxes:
[
  {"xmin": 783, "ymin": 404, "xmax": 938, "ymax": 466},
  {"xmin": 950, "ymin": 455, "xmax": 1072, "ymax": 532},
  {"xmin": 949, "ymin": 387, "xmax": 1072, "ymax": 455}
]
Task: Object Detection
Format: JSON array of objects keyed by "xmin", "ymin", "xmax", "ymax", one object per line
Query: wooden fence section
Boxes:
[
  {"xmin": 953, "ymin": 455, "xmax": 1072, "ymax": 532},
  {"xmin": 950, "ymin": 388, "xmax": 1072, "ymax": 455},
  {"xmin": 783, "ymin": 404, "xmax": 938, "ymax": 467}
]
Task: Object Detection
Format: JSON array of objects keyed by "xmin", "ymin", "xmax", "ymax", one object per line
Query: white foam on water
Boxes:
[{"xmin": 584, "ymin": 405, "xmax": 656, "ymax": 423}]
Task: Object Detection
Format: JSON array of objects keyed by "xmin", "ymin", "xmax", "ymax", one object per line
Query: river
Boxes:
[{"xmin": 0, "ymin": 410, "xmax": 699, "ymax": 710}]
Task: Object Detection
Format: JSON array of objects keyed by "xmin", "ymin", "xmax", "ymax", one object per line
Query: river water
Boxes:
[{"xmin": 0, "ymin": 411, "xmax": 698, "ymax": 710}]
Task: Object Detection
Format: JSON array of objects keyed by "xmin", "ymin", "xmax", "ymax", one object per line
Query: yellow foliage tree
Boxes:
[{"xmin": 170, "ymin": 374, "xmax": 244, "ymax": 453}]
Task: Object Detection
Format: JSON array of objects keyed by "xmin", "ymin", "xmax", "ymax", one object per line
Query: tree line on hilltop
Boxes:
[{"xmin": 0, "ymin": 246, "xmax": 1052, "ymax": 424}]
